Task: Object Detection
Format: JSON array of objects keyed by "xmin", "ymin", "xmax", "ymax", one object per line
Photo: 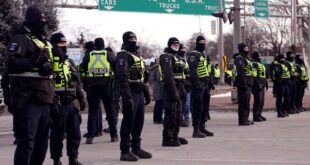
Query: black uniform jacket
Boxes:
[{"xmin": 5, "ymin": 26, "xmax": 53, "ymax": 104}]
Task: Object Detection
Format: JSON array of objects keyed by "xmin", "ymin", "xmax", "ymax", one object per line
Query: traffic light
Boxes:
[
  {"xmin": 228, "ymin": 11, "xmax": 234, "ymax": 24},
  {"xmin": 211, "ymin": 12, "xmax": 228, "ymax": 23}
]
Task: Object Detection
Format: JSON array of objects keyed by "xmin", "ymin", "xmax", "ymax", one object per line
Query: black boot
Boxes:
[
  {"xmin": 53, "ymin": 158, "xmax": 62, "ymax": 165},
  {"xmin": 111, "ymin": 135, "xmax": 119, "ymax": 142},
  {"xmin": 120, "ymin": 151, "xmax": 139, "ymax": 161},
  {"xmin": 69, "ymin": 157, "xmax": 82, "ymax": 165},
  {"xmin": 193, "ymin": 126, "xmax": 206, "ymax": 138},
  {"xmin": 132, "ymin": 149, "xmax": 152, "ymax": 159},
  {"xmin": 253, "ymin": 116, "xmax": 263, "ymax": 122},
  {"xmin": 178, "ymin": 137, "xmax": 188, "ymax": 145},
  {"xmin": 162, "ymin": 139, "xmax": 181, "ymax": 147},
  {"xmin": 199, "ymin": 123, "xmax": 214, "ymax": 136}
]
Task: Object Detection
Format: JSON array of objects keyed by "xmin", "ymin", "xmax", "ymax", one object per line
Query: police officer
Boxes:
[
  {"xmin": 6, "ymin": 6, "xmax": 53, "ymax": 165},
  {"xmin": 273, "ymin": 54, "xmax": 290, "ymax": 118},
  {"xmin": 251, "ymin": 51, "xmax": 268, "ymax": 122},
  {"xmin": 270, "ymin": 56, "xmax": 279, "ymax": 97},
  {"xmin": 233, "ymin": 43, "xmax": 254, "ymax": 126},
  {"xmin": 187, "ymin": 35, "xmax": 214, "ymax": 137},
  {"xmin": 178, "ymin": 44, "xmax": 191, "ymax": 127},
  {"xmin": 115, "ymin": 31, "xmax": 152, "ymax": 161},
  {"xmin": 159, "ymin": 38, "xmax": 188, "ymax": 147},
  {"xmin": 213, "ymin": 64, "xmax": 221, "ymax": 85},
  {"xmin": 294, "ymin": 55, "xmax": 309, "ymax": 112},
  {"xmin": 49, "ymin": 33, "xmax": 85, "ymax": 165},
  {"xmin": 285, "ymin": 51, "xmax": 298, "ymax": 114},
  {"xmin": 225, "ymin": 64, "xmax": 235, "ymax": 86},
  {"xmin": 80, "ymin": 37, "xmax": 118, "ymax": 144},
  {"xmin": 81, "ymin": 41, "xmax": 105, "ymax": 137}
]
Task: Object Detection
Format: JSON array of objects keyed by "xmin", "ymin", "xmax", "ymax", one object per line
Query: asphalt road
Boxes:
[{"xmin": 1, "ymin": 110, "xmax": 310, "ymax": 165}]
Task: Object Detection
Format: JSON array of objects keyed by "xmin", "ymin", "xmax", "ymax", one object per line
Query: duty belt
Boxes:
[
  {"xmin": 10, "ymin": 72, "xmax": 53, "ymax": 79},
  {"xmin": 128, "ymin": 79, "xmax": 144, "ymax": 83},
  {"xmin": 174, "ymin": 75, "xmax": 186, "ymax": 80},
  {"xmin": 54, "ymin": 87, "xmax": 76, "ymax": 92}
]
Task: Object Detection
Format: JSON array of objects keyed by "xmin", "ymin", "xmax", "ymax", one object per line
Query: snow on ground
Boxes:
[{"xmin": 211, "ymin": 92, "xmax": 231, "ymax": 98}]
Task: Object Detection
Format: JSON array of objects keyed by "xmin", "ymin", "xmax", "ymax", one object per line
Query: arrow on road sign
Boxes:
[
  {"xmin": 259, "ymin": 13, "xmax": 266, "ymax": 17},
  {"xmin": 165, "ymin": 9, "xmax": 175, "ymax": 13},
  {"xmin": 104, "ymin": 6, "xmax": 114, "ymax": 10}
]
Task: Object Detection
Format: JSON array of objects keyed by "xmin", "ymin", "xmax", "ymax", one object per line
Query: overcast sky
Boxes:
[{"xmin": 58, "ymin": 8, "xmax": 233, "ymax": 49}]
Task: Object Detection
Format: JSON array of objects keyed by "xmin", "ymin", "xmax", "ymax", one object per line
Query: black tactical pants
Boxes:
[
  {"xmin": 50, "ymin": 102, "xmax": 81, "ymax": 160},
  {"xmin": 252, "ymin": 88, "xmax": 265, "ymax": 118},
  {"xmin": 295, "ymin": 81, "xmax": 306, "ymax": 109},
  {"xmin": 120, "ymin": 91, "xmax": 145, "ymax": 153},
  {"xmin": 14, "ymin": 103, "xmax": 50, "ymax": 165},
  {"xmin": 275, "ymin": 82, "xmax": 290, "ymax": 114},
  {"xmin": 289, "ymin": 78, "xmax": 297, "ymax": 111},
  {"xmin": 87, "ymin": 87, "xmax": 117, "ymax": 139},
  {"xmin": 237, "ymin": 87, "xmax": 251, "ymax": 123},
  {"xmin": 191, "ymin": 83, "xmax": 210, "ymax": 126}
]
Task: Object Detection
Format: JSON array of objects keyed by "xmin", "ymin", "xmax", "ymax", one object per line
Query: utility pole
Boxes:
[
  {"xmin": 308, "ymin": 5, "xmax": 310, "ymax": 57},
  {"xmin": 291, "ymin": 0, "xmax": 297, "ymax": 46},
  {"xmin": 233, "ymin": 0, "xmax": 241, "ymax": 53},
  {"xmin": 217, "ymin": 0, "xmax": 224, "ymax": 83}
]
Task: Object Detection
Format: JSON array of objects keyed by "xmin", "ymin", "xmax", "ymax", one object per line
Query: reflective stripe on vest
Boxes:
[
  {"xmin": 10, "ymin": 35, "xmax": 53, "ymax": 78},
  {"xmin": 236, "ymin": 55, "xmax": 253, "ymax": 76},
  {"xmin": 214, "ymin": 68, "xmax": 220, "ymax": 78},
  {"xmin": 281, "ymin": 64, "xmax": 290, "ymax": 79},
  {"xmin": 192, "ymin": 50, "xmax": 209, "ymax": 78},
  {"xmin": 172, "ymin": 55, "xmax": 186, "ymax": 80},
  {"xmin": 252, "ymin": 62, "xmax": 266, "ymax": 79},
  {"xmin": 288, "ymin": 61, "xmax": 297, "ymax": 77},
  {"xmin": 54, "ymin": 57, "xmax": 73, "ymax": 91},
  {"xmin": 297, "ymin": 65, "xmax": 309, "ymax": 81},
  {"xmin": 87, "ymin": 50, "xmax": 111, "ymax": 77},
  {"xmin": 121, "ymin": 50, "xmax": 145, "ymax": 82},
  {"xmin": 10, "ymin": 72, "xmax": 53, "ymax": 79}
]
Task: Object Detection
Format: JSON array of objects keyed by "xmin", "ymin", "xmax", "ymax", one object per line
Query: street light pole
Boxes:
[
  {"xmin": 233, "ymin": 0, "xmax": 241, "ymax": 53},
  {"xmin": 218, "ymin": 0, "xmax": 224, "ymax": 83}
]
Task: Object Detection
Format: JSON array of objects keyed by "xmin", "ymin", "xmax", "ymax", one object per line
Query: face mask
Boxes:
[
  {"xmin": 196, "ymin": 43, "xmax": 205, "ymax": 52},
  {"xmin": 171, "ymin": 45, "xmax": 179, "ymax": 52},
  {"xmin": 60, "ymin": 46, "xmax": 67, "ymax": 55}
]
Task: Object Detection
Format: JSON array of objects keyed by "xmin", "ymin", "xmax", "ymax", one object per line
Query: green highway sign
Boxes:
[
  {"xmin": 254, "ymin": 0, "xmax": 269, "ymax": 18},
  {"xmin": 99, "ymin": 0, "xmax": 224, "ymax": 16}
]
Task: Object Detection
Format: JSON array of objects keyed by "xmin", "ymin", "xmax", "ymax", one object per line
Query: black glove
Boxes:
[
  {"xmin": 209, "ymin": 82, "xmax": 215, "ymax": 90},
  {"xmin": 123, "ymin": 98, "xmax": 134, "ymax": 111},
  {"xmin": 143, "ymin": 84, "xmax": 151, "ymax": 105},
  {"xmin": 79, "ymin": 99, "xmax": 86, "ymax": 111},
  {"xmin": 39, "ymin": 62, "xmax": 53, "ymax": 76}
]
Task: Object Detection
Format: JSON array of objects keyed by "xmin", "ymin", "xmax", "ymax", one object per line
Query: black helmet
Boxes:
[
  {"xmin": 50, "ymin": 32, "xmax": 66, "ymax": 45},
  {"xmin": 94, "ymin": 37, "xmax": 105, "ymax": 50},
  {"xmin": 251, "ymin": 51, "xmax": 260, "ymax": 60}
]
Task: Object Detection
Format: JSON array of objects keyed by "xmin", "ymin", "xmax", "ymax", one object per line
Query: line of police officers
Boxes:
[
  {"xmin": 234, "ymin": 43, "xmax": 309, "ymax": 126},
  {"xmin": 3, "ymin": 6, "xmax": 309, "ymax": 165}
]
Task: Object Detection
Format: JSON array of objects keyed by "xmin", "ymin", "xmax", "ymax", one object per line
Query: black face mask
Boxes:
[
  {"xmin": 31, "ymin": 20, "xmax": 46, "ymax": 34},
  {"xmin": 60, "ymin": 46, "xmax": 67, "ymax": 55},
  {"xmin": 178, "ymin": 51, "xmax": 185, "ymax": 57},
  {"xmin": 196, "ymin": 43, "xmax": 205, "ymax": 52},
  {"xmin": 126, "ymin": 41, "xmax": 139, "ymax": 52}
]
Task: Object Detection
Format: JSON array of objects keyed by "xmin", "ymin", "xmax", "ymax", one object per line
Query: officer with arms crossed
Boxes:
[
  {"xmin": 5, "ymin": 6, "xmax": 53, "ymax": 165},
  {"xmin": 49, "ymin": 32, "xmax": 85, "ymax": 165},
  {"xmin": 80, "ymin": 37, "xmax": 118, "ymax": 144},
  {"xmin": 115, "ymin": 31, "xmax": 152, "ymax": 161},
  {"xmin": 187, "ymin": 35, "xmax": 214, "ymax": 137},
  {"xmin": 233, "ymin": 43, "xmax": 254, "ymax": 126}
]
